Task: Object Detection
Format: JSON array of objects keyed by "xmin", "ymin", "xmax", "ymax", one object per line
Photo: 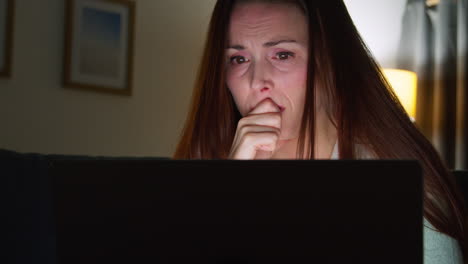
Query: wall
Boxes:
[
  {"xmin": 0, "ymin": 0, "xmax": 406, "ymax": 157},
  {"xmin": 344, "ymin": 0, "xmax": 407, "ymax": 68},
  {"xmin": 0, "ymin": 0, "xmax": 215, "ymax": 157}
]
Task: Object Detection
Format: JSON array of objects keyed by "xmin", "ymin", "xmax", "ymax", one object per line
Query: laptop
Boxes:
[{"xmin": 50, "ymin": 159, "xmax": 423, "ymax": 264}]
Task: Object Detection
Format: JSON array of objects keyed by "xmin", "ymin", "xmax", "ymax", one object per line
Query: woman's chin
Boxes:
[
  {"xmin": 278, "ymin": 136, "xmax": 299, "ymax": 146},
  {"xmin": 279, "ymin": 131, "xmax": 300, "ymax": 141}
]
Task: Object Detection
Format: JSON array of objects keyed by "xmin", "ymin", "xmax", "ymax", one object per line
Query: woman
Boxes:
[{"xmin": 174, "ymin": 0, "xmax": 467, "ymax": 263}]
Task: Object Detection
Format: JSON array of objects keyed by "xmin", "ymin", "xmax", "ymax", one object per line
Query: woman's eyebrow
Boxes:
[
  {"xmin": 264, "ymin": 39, "xmax": 298, "ymax": 47},
  {"xmin": 226, "ymin": 39, "xmax": 300, "ymax": 50}
]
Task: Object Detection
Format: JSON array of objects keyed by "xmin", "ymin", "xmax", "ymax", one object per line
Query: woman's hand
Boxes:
[{"xmin": 228, "ymin": 98, "xmax": 282, "ymax": 159}]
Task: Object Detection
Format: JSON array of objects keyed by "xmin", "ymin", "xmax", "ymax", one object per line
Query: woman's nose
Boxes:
[{"xmin": 250, "ymin": 60, "xmax": 272, "ymax": 92}]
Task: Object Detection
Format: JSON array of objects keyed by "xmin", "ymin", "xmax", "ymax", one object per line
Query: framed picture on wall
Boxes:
[
  {"xmin": 63, "ymin": 0, "xmax": 135, "ymax": 96},
  {"xmin": 0, "ymin": 0, "xmax": 14, "ymax": 78}
]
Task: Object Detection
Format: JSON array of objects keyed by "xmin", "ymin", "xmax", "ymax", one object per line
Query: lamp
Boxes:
[{"xmin": 382, "ymin": 68, "xmax": 418, "ymax": 122}]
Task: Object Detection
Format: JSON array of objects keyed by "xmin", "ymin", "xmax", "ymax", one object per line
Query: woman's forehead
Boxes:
[{"xmin": 228, "ymin": 2, "xmax": 308, "ymax": 46}]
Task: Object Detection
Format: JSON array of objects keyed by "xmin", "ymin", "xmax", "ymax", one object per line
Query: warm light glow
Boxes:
[{"xmin": 382, "ymin": 68, "xmax": 418, "ymax": 121}]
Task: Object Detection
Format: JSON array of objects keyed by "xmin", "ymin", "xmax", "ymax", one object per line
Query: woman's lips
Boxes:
[{"xmin": 249, "ymin": 98, "xmax": 285, "ymax": 113}]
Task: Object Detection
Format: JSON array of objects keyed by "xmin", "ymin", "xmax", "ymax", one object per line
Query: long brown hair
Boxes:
[{"xmin": 174, "ymin": 0, "xmax": 467, "ymax": 258}]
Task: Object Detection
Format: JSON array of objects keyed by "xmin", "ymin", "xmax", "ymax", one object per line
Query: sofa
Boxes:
[{"xmin": 2, "ymin": 148, "xmax": 468, "ymax": 264}]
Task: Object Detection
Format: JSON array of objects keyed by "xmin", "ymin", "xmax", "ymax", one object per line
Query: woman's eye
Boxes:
[
  {"xmin": 230, "ymin": 56, "xmax": 250, "ymax": 65},
  {"xmin": 275, "ymin": 51, "xmax": 295, "ymax": 61}
]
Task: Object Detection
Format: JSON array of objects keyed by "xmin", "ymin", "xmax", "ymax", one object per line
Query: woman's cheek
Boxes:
[
  {"xmin": 226, "ymin": 71, "xmax": 242, "ymax": 91},
  {"xmin": 283, "ymin": 60, "xmax": 307, "ymax": 84},
  {"xmin": 229, "ymin": 64, "xmax": 249, "ymax": 77},
  {"xmin": 272, "ymin": 56, "xmax": 307, "ymax": 72},
  {"xmin": 226, "ymin": 66, "xmax": 249, "ymax": 94},
  {"xmin": 275, "ymin": 65, "xmax": 307, "ymax": 86}
]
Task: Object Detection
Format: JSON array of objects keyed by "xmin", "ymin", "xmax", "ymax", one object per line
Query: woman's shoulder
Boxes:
[
  {"xmin": 423, "ymin": 218, "xmax": 463, "ymax": 264},
  {"xmin": 329, "ymin": 140, "xmax": 375, "ymax": 159},
  {"xmin": 354, "ymin": 142, "xmax": 375, "ymax": 159}
]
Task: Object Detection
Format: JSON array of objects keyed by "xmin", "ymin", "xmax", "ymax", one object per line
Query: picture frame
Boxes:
[
  {"xmin": 0, "ymin": 0, "xmax": 14, "ymax": 78},
  {"xmin": 63, "ymin": 0, "xmax": 135, "ymax": 96}
]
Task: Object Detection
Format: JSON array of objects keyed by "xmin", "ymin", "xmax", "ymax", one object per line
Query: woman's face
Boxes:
[{"xmin": 225, "ymin": 2, "xmax": 309, "ymax": 140}]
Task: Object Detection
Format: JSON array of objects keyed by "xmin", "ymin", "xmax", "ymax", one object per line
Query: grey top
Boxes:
[{"xmin": 330, "ymin": 142, "xmax": 463, "ymax": 264}]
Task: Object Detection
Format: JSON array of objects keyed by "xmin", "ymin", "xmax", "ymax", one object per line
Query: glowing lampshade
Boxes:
[{"xmin": 382, "ymin": 68, "xmax": 418, "ymax": 121}]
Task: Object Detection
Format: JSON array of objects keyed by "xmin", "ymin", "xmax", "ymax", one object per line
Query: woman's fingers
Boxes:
[
  {"xmin": 229, "ymin": 127, "xmax": 280, "ymax": 159},
  {"xmin": 229, "ymin": 98, "xmax": 283, "ymax": 160},
  {"xmin": 237, "ymin": 112, "xmax": 282, "ymax": 130},
  {"xmin": 230, "ymin": 116, "xmax": 281, "ymax": 159},
  {"xmin": 249, "ymin": 98, "xmax": 281, "ymax": 114}
]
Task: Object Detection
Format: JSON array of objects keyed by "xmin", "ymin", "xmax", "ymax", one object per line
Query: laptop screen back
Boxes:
[{"xmin": 51, "ymin": 159, "xmax": 422, "ymax": 264}]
